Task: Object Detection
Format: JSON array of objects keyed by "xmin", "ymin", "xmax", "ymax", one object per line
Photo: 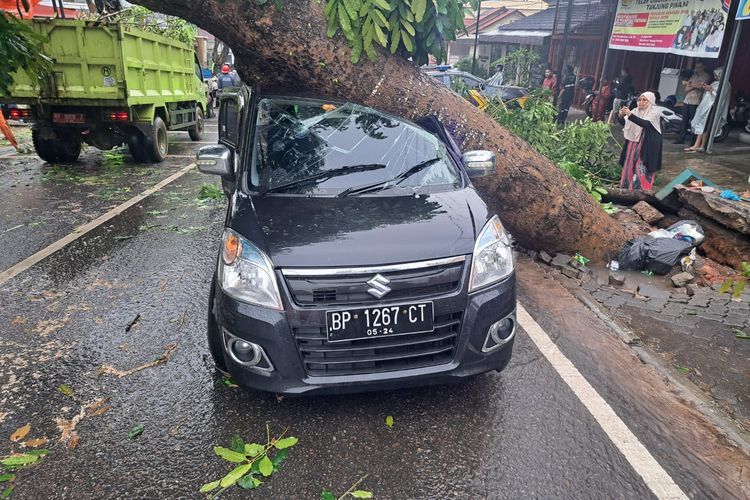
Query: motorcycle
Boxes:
[
  {"xmin": 578, "ymin": 76, "xmax": 596, "ymax": 118},
  {"xmin": 729, "ymin": 91, "xmax": 750, "ymax": 134}
]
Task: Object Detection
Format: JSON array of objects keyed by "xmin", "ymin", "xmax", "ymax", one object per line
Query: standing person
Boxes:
[
  {"xmin": 556, "ymin": 65, "xmax": 576, "ymax": 126},
  {"xmin": 217, "ymin": 64, "xmax": 238, "ymax": 91},
  {"xmin": 592, "ymin": 78, "xmax": 612, "ymax": 122},
  {"xmin": 542, "ymin": 68, "xmax": 557, "ymax": 91},
  {"xmin": 608, "ymin": 68, "xmax": 633, "ymax": 124},
  {"xmin": 618, "ymin": 92, "xmax": 663, "ymax": 191},
  {"xmin": 686, "ymin": 67, "xmax": 729, "ymax": 152},
  {"xmin": 487, "ymin": 64, "xmax": 504, "ymax": 86},
  {"xmin": 676, "ymin": 60, "xmax": 710, "ymax": 144}
]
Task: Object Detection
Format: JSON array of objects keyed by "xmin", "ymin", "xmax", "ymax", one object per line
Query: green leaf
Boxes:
[
  {"xmin": 220, "ymin": 376, "xmax": 238, "ymax": 387},
  {"xmin": 214, "ymin": 447, "xmax": 246, "ymax": 463},
  {"xmin": 373, "ymin": 8, "xmax": 389, "ymax": 27},
  {"xmin": 594, "ymin": 186, "xmax": 608, "ymax": 194},
  {"xmin": 343, "ymin": 0, "xmax": 361, "ymax": 20},
  {"xmin": 364, "ymin": 41, "xmax": 378, "ymax": 62},
  {"xmin": 321, "ymin": 491, "xmax": 336, "ymax": 500},
  {"xmin": 259, "ymin": 455, "xmax": 274, "ymax": 477},
  {"xmin": 731, "ymin": 280, "xmax": 746, "ymax": 299},
  {"xmin": 0, "ymin": 475, "xmax": 14, "ymax": 483},
  {"xmin": 128, "ymin": 425, "xmax": 144, "ymax": 439},
  {"xmin": 385, "ymin": 415, "xmax": 394, "ymax": 427},
  {"xmin": 373, "ymin": 23, "xmax": 387, "ymax": 47},
  {"xmin": 719, "ymin": 279, "xmax": 733, "ymax": 294},
  {"xmin": 372, "ymin": 0, "xmax": 392, "ymax": 10},
  {"xmin": 244, "ymin": 443, "xmax": 264, "ymax": 457},
  {"xmin": 324, "ymin": 0, "xmax": 337, "ymax": 16},
  {"xmin": 411, "ymin": 0, "xmax": 426, "ymax": 22},
  {"xmin": 238, "ymin": 474, "xmax": 262, "ymax": 490},
  {"xmin": 230, "ymin": 435, "xmax": 245, "ymax": 454},
  {"xmin": 26, "ymin": 449, "xmax": 49, "ymax": 457},
  {"xmin": 271, "ymin": 448, "xmax": 289, "ymax": 471},
  {"xmin": 338, "ymin": 3, "xmax": 354, "ymax": 37},
  {"xmin": 389, "ymin": 28, "xmax": 401, "ymax": 53},
  {"xmin": 734, "ymin": 329, "xmax": 750, "ymax": 339},
  {"xmin": 0, "ymin": 454, "xmax": 37, "ymax": 466},
  {"xmin": 219, "ymin": 463, "xmax": 253, "ymax": 488},
  {"xmin": 1, "ymin": 486, "xmax": 13, "ymax": 499},
  {"xmin": 58, "ymin": 384, "xmax": 74, "ymax": 397},
  {"xmin": 401, "ymin": 19, "xmax": 415, "ymax": 36},
  {"xmin": 199, "ymin": 480, "xmax": 221, "ymax": 493},
  {"xmin": 273, "ymin": 436, "xmax": 298, "ymax": 450},
  {"xmin": 400, "ymin": 31, "xmax": 413, "ymax": 52},
  {"xmin": 352, "ymin": 491, "xmax": 374, "ymax": 499}
]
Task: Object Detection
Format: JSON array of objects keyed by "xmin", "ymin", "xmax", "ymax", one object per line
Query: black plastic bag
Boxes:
[{"xmin": 618, "ymin": 236, "xmax": 694, "ymax": 275}]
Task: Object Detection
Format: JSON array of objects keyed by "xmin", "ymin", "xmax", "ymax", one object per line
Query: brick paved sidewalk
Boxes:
[{"xmin": 530, "ymin": 252, "xmax": 750, "ymax": 434}]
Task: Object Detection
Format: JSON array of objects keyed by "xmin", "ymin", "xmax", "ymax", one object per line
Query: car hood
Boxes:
[{"xmin": 230, "ymin": 190, "xmax": 486, "ymax": 268}]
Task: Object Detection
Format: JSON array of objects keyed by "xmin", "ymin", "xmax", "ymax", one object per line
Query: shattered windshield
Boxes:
[{"xmin": 249, "ymin": 98, "xmax": 461, "ymax": 195}]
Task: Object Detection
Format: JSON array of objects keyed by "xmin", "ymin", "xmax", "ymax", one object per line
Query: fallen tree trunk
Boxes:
[{"xmin": 132, "ymin": 0, "xmax": 631, "ymax": 261}]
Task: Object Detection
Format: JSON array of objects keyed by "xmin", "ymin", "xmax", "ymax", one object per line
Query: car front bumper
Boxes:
[{"xmin": 213, "ymin": 271, "xmax": 516, "ymax": 395}]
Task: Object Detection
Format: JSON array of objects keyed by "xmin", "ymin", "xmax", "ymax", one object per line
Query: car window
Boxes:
[
  {"xmin": 220, "ymin": 99, "xmax": 241, "ymax": 146},
  {"xmin": 249, "ymin": 98, "xmax": 460, "ymax": 195}
]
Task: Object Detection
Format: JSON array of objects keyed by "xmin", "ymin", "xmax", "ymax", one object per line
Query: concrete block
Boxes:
[
  {"xmin": 608, "ymin": 272, "xmax": 626, "ymax": 287},
  {"xmin": 632, "ymin": 200, "xmax": 664, "ymax": 224},
  {"xmin": 671, "ymin": 272, "xmax": 695, "ymax": 288}
]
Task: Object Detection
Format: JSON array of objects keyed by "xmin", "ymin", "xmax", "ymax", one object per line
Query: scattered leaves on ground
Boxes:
[
  {"xmin": 97, "ymin": 343, "xmax": 177, "ymax": 378},
  {"xmin": 322, "ymin": 474, "xmax": 372, "ymax": 499},
  {"xmin": 9, "ymin": 425, "xmax": 30, "ymax": 443},
  {"xmin": 55, "ymin": 398, "xmax": 110, "ymax": 447},
  {"xmin": 201, "ymin": 426, "xmax": 297, "ymax": 497},
  {"xmin": 128, "ymin": 425, "xmax": 144, "ymax": 439},
  {"xmin": 21, "ymin": 438, "xmax": 47, "ymax": 448},
  {"xmin": 674, "ymin": 364, "xmax": 691, "ymax": 374},
  {"xmin": 58, "ymin": 384, "xmax": 74, "ymax": 397},
  {"xmin": 734, "ymin": 329, "xmax": 750, "ymax": 340},
  {"xmin": 221, "ymin": 376, "xmax": 238, "ymax": 388},
  {"xmin": 197, "ymin": 183, "xmax": 223, "ymax": 203},
  {"xmin": 385, "ymin": 415, "xmax": 394, "ymax": 428}
]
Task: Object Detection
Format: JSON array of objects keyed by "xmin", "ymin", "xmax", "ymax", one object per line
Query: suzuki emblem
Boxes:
[{"xmin": 366, "ymin": 274, "xmax": 391, "ymax": 298}]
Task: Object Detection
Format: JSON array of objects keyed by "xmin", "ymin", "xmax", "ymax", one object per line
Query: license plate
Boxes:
[
  {"xmin": 326, "ymin": 302, "xmax": 434, "ymax": 342},
  {"xmin": 52, "ymin": 113, "xmax": 85, "ymax": 124}
]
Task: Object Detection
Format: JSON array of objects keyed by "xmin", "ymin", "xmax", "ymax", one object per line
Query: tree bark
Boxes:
[{"xmin": 131, "ymin": 0, "xmax": 631, "ymax": 261}]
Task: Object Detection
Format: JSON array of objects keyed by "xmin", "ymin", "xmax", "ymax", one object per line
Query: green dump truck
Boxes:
[{"xmin": 0, "ymin": 18, "xmax": 206, "ymax": 163}]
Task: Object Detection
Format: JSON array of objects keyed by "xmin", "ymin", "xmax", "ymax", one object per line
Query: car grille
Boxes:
[
  {"xmin": 293, "ymin": 312, "xmax": 462, "ymax": 377},
  {"xmin": 282, "ymin": 258, "xmax": 465, "ymax": 307}
]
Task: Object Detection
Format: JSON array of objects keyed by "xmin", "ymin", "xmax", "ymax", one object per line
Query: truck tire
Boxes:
[
  {"xmin": 32, "ymin": 129, "xmax": 60, "ymax": 163},
  {"xmin": 143, "ymin": 116, "xmax": 168, "ymax": 163},
  {"xmin": 189, "ymin": 106, "xmax": 205, "ymax": 141},
  {"xmin": 127, "ymin": 133, "xmax": 149, "ymax": 163},
  {"xmin": 32, "ymin": 129, "xmax": 81, "ymax": 163}
]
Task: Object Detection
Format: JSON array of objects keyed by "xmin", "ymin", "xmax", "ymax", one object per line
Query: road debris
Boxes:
[
  {"xmin": 125, "ymin": 314, "xmax": 141, "ymax": 332},
  {"xmin": 128, "ymin": 425, "xmax": 145, "ymax": 439},
  {"xmin": 55, "ymin": 399, "xmax": 111, "ymax": 447},
  {"xmin": 9, "ymin": 425, "xmax": 30, "ymax": 443},
  {"xmin": 97, "ymin": 343, "xmax": 177, "ymax": 378}
]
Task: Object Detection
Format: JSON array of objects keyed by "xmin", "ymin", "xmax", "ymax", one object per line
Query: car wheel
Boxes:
[
  {"xmin": 714, "ymin": 124, "xmax": 729, "ymax": 143},
  {"xmin": 207, "ymin": 276, "xmax": 227, "ymax": 371},
  {"xmin": 188, "ymin": 106, "xmax": 204, "ymax": 141},
  {"xmin": 144, "ymin": 116, "xmax": 168, "ymax": 162},
  {"xmin": 54, "ymin": 130, "xmax": 82, "ymax": 162}
]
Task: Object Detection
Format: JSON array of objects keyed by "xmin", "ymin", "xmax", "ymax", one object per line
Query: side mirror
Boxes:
[
  {"xmin": 197, "ymin": 145, "xmax": 233, "ymax": 177},
  {"xmin": 462, "ymin": 150, "xmax": 496, "ymax": 178}
]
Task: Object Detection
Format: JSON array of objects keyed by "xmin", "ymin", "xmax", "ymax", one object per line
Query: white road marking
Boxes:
[
  {"xmin": 0, "ymin": 163, "xmax": 196, "ymax": 286},
  {"xmin": 516, "ymin": 304, "xmax": 687, "ymax": 500}
]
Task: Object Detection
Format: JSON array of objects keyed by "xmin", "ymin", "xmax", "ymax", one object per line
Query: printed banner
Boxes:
[
  {"xmin": 609, "ymin": 0, "xmax": 729, "ymax": 58},
  {"xmin": 738, "ymin": 0, "xmax": 750, "ymax": 19}
]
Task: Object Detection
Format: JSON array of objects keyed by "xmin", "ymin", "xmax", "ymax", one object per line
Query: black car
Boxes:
[{"xmin": 196, "ymin": 87, "xmax": 516, "ymax": 395}]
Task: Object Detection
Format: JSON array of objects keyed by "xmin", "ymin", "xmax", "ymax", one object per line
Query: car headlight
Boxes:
[
  {"xmin": 218, "ymin": 229, "xmax": 283, "ymax": 310},
  {"xmin": 468, "ymin": 216, "xmax": 514, "ymax": 292}
]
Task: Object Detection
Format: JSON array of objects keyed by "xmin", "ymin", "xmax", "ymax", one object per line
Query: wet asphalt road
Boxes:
[{"xmin": 0, "ymin": 118, "xmax": 746, "ymax": 498}]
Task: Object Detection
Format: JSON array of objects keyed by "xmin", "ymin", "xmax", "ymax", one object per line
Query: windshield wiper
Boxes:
[
  {"xmin": 338, "ymin": 157, "xmax": 441, "ymax": 198},
  {"xmin": 259, "ymin": 164, "xmax": 386, "ymax": 195}
]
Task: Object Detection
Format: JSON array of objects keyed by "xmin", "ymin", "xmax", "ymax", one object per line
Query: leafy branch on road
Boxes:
[
  {"xmin": 96, "ymin": 343, "xmax": 177, "ymax": 378},
  {"xmin": 200, "ymin": 425, "xmax": 298, "ymax": 497},
  {"xmin": 321, "ymin": 474, "xmax": 373, "ymax": 499}
]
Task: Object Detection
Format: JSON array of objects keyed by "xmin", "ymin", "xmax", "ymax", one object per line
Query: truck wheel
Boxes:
[
  {"xmin": 32, "ymin": 129, "xmax": 60, "ymax": 163},
  {"xmin": 54, "ymin": 131, "xmax": 81, "ymax": 162},
  {"xmin": 189, "ymin": 107, "xmax": 205, "ymax": 141},
  {"xmin": 127, "ymin": 133, "xmax": 149, "ymax": 163},
  {"xmin": 143, "ymin": 116, "xmax": 168, "ymax": 163}
]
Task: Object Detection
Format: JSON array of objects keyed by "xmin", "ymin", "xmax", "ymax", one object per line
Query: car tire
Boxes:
[
  {"xmin": 54, "ymin": 130, "xmax": 82, "ymax": 162},
  {"xmin": 143, "ymin": 116, "xmax": 168, "ymax": 163},
  {"xmin": 127, "ymin": 132, "xmax": 150, "ymax": 163},
  {"xmin": 207, "ymin": 277, "xmax": 227, "ymax": 371},
  {"xmin": 714, "ymin": 123, "xmax": 729, "ymax": 143},
  {"xmin": 188, "ymin": 106, "xmax": 204, "ymax": 141},
  {"xmin": 32, "ymin": 128, "xmax": 59, "ymax": 163}
]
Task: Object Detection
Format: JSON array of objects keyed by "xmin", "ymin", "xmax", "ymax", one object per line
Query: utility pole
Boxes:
[
  {"xmin": 471, "ymin": 0, "xmax": 483, "ymax": 76},
  {"xmin": 706, "ymin": 19, "xmax": 743, "ymax": 154}
]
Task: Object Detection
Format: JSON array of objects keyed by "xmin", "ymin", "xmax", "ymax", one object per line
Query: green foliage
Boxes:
[
  {"xmin": 322, "ymin": 474, "xmax": 373, "ymax": 500},
  {"xmin": 0, "ymin": 450, "xmax": 49, "ymax": 497},
  {"xmin": 491, "ymin": 48, "xmax": 543, "ymax": 88},
  {"xmin": 486, "ymin": 90, "xmax": 620, "ymax": 213},
  {"xmin": 111, "ymin": 6, "xmax": 197, "ymax": 45},
  {"xmin": 200, "ymin": 427, "xmax": 297, "ymax": 497},
  {"xmin": 0, "ymin": 13, "xmax": 52, "ymax": 96},
  {"xmin": 453, "ymin": 56, "xmax": 485, "ymax": 78},
  {"xmin": 198, "ymin": 183, "xmax": 224, "ymax": 202},
  {"xmin": 325, "ymin": 0, "xmax": 475, "ymax": 64}
]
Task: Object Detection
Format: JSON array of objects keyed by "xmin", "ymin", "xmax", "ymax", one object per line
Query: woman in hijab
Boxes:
[
  {"xmin": 618, "ymin": 91, "xmax": 662, "ymax": 191},
  {"xmin": 686, "ymin": 67, "xmax": 728, "ymax": 152}
]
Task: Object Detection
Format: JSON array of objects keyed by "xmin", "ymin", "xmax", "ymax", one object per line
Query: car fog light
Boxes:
[
  {"xmin": 223, "ymin": 329, "xmax": 275, "ymax": 372},
  {"xmin": 482, "ymin": 315, "xmax": 516, "ymax": 353}
]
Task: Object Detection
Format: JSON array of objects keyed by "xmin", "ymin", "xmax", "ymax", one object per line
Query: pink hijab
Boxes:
[{"xmin": 623, "ymin": 92, "xmax": 661, "ymax": 143}]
